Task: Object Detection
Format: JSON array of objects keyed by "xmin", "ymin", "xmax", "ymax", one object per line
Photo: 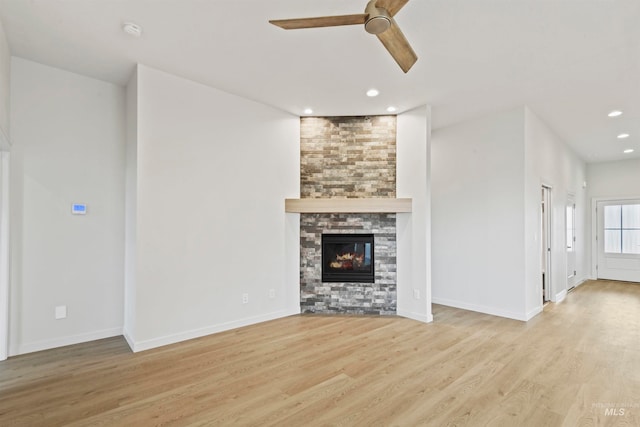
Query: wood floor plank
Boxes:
[{"xmin": 1, "ymin": 280, "xmax": 639, "ymax": 426}]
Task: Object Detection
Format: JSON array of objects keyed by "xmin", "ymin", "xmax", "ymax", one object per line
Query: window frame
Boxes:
[{"xmin": 603, "ymin": 203, "xmax": 640, "ymax": 255}]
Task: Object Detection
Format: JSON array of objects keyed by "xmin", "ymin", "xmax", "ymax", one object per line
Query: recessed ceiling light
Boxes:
[
  {"xmin": 366, "ymin": 89, "xmax": 379, "ymax": 97},
  {"xmin": 303, "ymin": 108, "xmax": 313, "ymax": 115},
  {"xmin": 386, "ymin": 106, "xmax": 397, "ymax": 113},
  {"xmin": 608, "ymin": 110, "xmax": 623, "ymax": 117},
  {"xmin": 623, "ymin": 149, "xmax": 634, "ymax": 154},
  {"xmin": 122, "ymin": 22, "xmax": 143, "ymax": 37},
  {"xmin": 617, "ymin": 133, "xmax": 630, "ymax": 139}
]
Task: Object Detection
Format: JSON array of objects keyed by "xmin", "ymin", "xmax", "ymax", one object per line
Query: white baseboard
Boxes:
[
  {"xmin": 129, "ymin": 308, "xmax": 300, "ymax": 353},
  {"xmin": 14, "ymin": 327, "xmax": 123, "ymax": 356},
  {"xmin": 573, "ymin": 277, "xmax": 588, "ymax": 288},
  {"xmin": 555, "ymin": 289, "xmax": 568, "ymax": 303},
  {"xmin": 122, "ymin": 328, "xmax": 135, "ymax": 352},
  {"xmin": 397, "ymin": 309, "xmax": 433, "ymax": 323},
  {"xmin": 432, "ymin": 296, "xmax": 527, "ymax": 321},
  {"xmin": 526, "ymin": 306, "xmax": 543, "ymax": 320}
]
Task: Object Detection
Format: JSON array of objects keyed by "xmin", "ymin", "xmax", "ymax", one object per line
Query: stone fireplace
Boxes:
[
  {"xmin": 300, "ymin": 213, "xmax": 396, "ymax": 314},
  {"xmin": 297, "ymin": 116, "xmax": 399, "ymax": 315},
  {"xmin": 284, "ymin": 107, "xmax": 431, "ymax": 324}
]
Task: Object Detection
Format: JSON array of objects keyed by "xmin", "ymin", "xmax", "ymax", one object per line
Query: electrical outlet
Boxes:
[
  {"xmin": 242, "ymin": 293, "xmax": 249, "ymax": 304},
  {"xmin": 269, "ymin": 289, "xmax": 275, "ymax": 299},
  {"xmin": 413, "ymin": 289, "xmax": 420, "ymax": 300},
  {"xmin": 55, "ymin": 305, "xmax": 67, "ymax": 319}
]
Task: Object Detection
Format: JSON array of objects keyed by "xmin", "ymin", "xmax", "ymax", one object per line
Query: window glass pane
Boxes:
[
  {"xmin": 604, "ymin": 230, "xmax": 621, "ymax": 253},
  {"xmin": 566, "ymin": 206, "xmax": 574, "ymax": 250},
  {"xmin": 622, "ymin": 204, "xmax": 640, "ymax": 229},
  {"xmin": 604, "ymin": 205, "xmax": 621, "ymax": 229},
  {"xmin": 622, "ymin": 230, "xmax": 640, "ymax": 254}
]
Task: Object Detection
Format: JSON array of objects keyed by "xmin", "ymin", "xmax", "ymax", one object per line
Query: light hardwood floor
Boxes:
[{"xmin": 1, "ymin": 279, "xmax": 639, "ymax": 426}]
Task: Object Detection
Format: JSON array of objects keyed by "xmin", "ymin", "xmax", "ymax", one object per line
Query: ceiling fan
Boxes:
[{"xmin": 269, "ymin": 0, "xmax": 417, "ymax": 73}]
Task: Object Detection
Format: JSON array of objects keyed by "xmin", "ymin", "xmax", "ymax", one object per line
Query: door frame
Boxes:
[
  {"xmin": 542, "ymin": 185, "xmax": 553, "ymax": 303},
  {"xmin": 566, "ymin": 192, "xmax": 576, "ymax": 289},
  {"xmin": 592, "ymin": 196, "xmax": 640, "ymax": 281},
  {"xmin": 0, "ymin": 152, "xmax": 9, "ymax": 361},
  {"xmin": 591, "ymin": 195, "xmax": 640, "ymax": 280}
]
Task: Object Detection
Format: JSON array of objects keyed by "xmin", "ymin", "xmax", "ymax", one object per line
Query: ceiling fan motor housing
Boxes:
[{"xmin": 364, "ymin": 1, "xmax": 391, "ymax": 34}]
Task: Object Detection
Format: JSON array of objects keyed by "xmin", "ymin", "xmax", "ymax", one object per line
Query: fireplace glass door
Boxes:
[{"xmin": 322, "ymin": 234, "xmax": 374, "ymax": 283}]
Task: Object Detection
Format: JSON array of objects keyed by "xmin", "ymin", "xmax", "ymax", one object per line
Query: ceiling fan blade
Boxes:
[
  {"xmin": 270, "ymin": 14, "xmax": 367, "ymax": 30},
  {"xmin": 376, "ymin": 19, "xmax": 417, "ymax": 73},
  {"xmin": 376, "ymin": 0, "xmax": 409, "ymax": 17}
]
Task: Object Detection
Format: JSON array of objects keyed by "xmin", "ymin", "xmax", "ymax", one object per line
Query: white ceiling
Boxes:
[{"xmin": 1, "ymin": 0, "xmax": 639, "ymax": 163}]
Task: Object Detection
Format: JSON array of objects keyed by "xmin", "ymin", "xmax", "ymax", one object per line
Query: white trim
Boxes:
[
  {"xmin": 566, "ymin": 192, "xmax": 577, "ymax": 290},
  {"xmin": 0, "ymin": 126, "xmax": 9, "ymax": 150},
  {"xmin": 425, "ymin": 105, "xmax": 433, "ymax": 325},
  {"xmin": 122, "ymin": 328, "xmax": 135, "ymax": 352},
  {"xmin": 397, "ymin": 309, "xmax": 433, "ymax": 323},
  {"xmin": 555, "ymin": 289, "xmax": 568, "ymax": 303},
  {"xmin": 129, "ymin": 308, "xmax": 299, "ymax": 353},
  {"xmin": 432, "ymin": 297, "xmax": 527, "ymax": 321},
  {"xmin": 541, "ymin": 184, "xmax": 553, "ymax": 302},
  {"xmin": 573, "ymin": 277, "xmax": 588, "ymax": 288},
  {"xmin": 526, "ymin": 306, "xmax": 543, "ymax": 320},
  {"xmin": 14, "ymin": 327, "xmax": 123, "ymax": 356},
  {"xmin": 592, "ymin": 198, "xmax": 598, "ymax": 279},
  {"xmin": 591, "ymin": 196, "xmax": 640, "ymax": 280},
  {"xmin": 0, "ymin": 152, "xmax": 9, "ymax": 361}
]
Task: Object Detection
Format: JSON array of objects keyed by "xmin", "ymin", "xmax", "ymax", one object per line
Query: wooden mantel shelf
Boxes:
[{"xmin": 285, "ymin": 198, "xmax": 412, "ymax": 213}]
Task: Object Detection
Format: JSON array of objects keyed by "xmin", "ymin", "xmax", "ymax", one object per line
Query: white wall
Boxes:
[
  {"xmin": 587, "ymin": 159, "xmax": 640, "ymax": 199},
  {"xmin": 524, "ymin": 108, "xmax": 587, "ymax": 317},
  {"xmin": 431, "ymin": 107, "xmax": 527, "ymax": 320},
  {"xmin": 123, "ymin": 67, "xmax": 138, "ymax": 346},
  {"xmin": 9, "ymin": 58, "xmax": 125, "ymax": 355},
  {"xmin": 397, "ymin": 105, "xmax": 432, "ymax": 322},
  {"xmin": 431, "ymin": 106, "xmax": 587, "ymax": 321},
  {"xmin": 0, "ymin": 17, "xmax": 10, "ymax": 148},
  {"xmin": 0, "ymin": 15, "xmax": 11, "ymax": 360},
  {"xmin": 128, "ymin": 65, "xmax": 299, "ymax": 351}
]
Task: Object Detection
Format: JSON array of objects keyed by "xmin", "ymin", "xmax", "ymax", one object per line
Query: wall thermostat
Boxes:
[{"xmin": 71, "ymin": 203, "xmax": 87, "ymax": 215}]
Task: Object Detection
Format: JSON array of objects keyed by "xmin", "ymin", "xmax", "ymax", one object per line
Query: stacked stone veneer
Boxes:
[
  {"xmin": 301, "ymin": 116, "xmax": 396, "ymax": 198},
  {"xmin": 300, "ymin": 213, "xmax": 396, "ymax": 314},
  {"xmin": 299, "ymin": 116, "xmax": 397, "ymax": 315}
]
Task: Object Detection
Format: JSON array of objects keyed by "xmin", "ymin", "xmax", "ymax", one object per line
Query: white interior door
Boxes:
[
  {"xmin": 566, "ymin": 195, "xmax": 576, "ymax": 289},
  {"xmin": 597, "ymin": 200, "xmax": 640, "ymax": 282},
  {"xmin": 542, "ymin": 186, "xmax": 552, "ymax": 302}
]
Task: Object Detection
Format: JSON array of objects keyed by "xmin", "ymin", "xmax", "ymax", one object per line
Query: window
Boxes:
[
  {"xmin": 604, "ymin": 204, "xmax": 640, "ymax": 254},
  {"xmin": 566, "ymin": 204, "xmax": 575, "ymax": 251}
]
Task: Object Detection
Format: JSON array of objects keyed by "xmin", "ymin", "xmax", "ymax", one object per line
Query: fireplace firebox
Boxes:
[{"xmin": 322, "ymin": 234, "xmax": 375, "ymax": 283}]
